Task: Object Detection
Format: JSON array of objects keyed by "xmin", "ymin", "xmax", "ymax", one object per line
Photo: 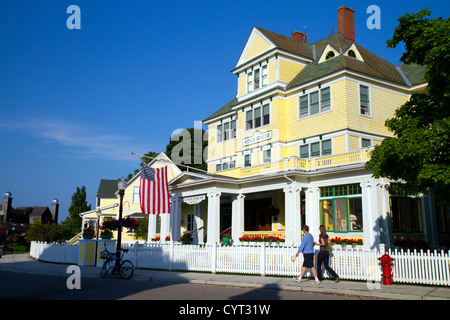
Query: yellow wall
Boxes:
[
  {"xmin": 243, "ymin": 33, "xmax": 271, "ymax": 62},
  {"xmin": 279, "ymin": 58, "xmax": 304, "ymax": 83}
]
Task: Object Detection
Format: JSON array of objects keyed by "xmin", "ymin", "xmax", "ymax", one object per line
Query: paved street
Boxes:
[
  {"xmin": 0, "ymin": 269, "xmax": 372, "ymax": 301},
  {"xmin": 1, "ymin": 254, "xmax": 450, "ymax": 303}
]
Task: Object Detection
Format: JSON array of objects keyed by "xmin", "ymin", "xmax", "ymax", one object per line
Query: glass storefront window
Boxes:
[{"xmin": 319, "ymin": 184, "xmax": 363, "ymax": 233}]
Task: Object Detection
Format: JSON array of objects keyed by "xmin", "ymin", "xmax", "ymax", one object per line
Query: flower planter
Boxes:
[
  {"xmin": 222, "ymin": 237, "xmax": 231, "ymax": 246},
  {"xmin": 82, "ymin": 234, "xmax": 94, "ymax": 239},
  {"xmin": 100, "ymin": 234, "xmax": 112, "ymax": 240}
]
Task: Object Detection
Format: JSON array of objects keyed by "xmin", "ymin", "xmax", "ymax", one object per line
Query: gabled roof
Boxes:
[
  {"xmin": 254, "ymin": 27, "xmax": 314, "ymax": 60},
  {"xmin": 205, "ymin": 29, "xmax": 426, "ymax": 124},
  {"xmin": 286, "ymin": 33, "xmax": 415, "ymax": 89},
  {"xmin": 97, "ymin": 179, "xmax": 121, "ymax": 199},
  {"xmin": 203, "ymin": 97, "xmax": 238, "ymax": 123}
]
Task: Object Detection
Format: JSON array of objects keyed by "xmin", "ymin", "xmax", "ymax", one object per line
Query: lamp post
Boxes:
[{"xmin": 116, "ymin": 178, "xmax": 127, "ymax": 267}]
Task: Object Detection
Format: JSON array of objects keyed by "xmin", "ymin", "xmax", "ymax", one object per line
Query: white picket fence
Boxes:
[
  {"xmin": 29, "ymin": 241, "xmax": 450, "ymax": 286},
  {"xmin": 30, "ymin": 241, "xmax": 79, "ymax": 264}
]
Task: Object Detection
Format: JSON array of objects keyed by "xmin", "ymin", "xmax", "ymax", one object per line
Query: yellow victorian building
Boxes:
[{"xmin": 167, "ymin": 6, "xmax": 444, "ymax": 249}]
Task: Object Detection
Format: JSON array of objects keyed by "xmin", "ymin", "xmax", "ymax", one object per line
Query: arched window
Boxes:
[
  {"xmin": 348, "ymin": 50, "xmax": 356, "ymax": 58},
  {"xmin": 325, "ymin": 51, "xmax": 335, "ymax": 60}
]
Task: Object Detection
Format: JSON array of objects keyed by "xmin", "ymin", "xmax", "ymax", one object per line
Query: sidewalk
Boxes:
[{"xmin": 1, "ymin": 253, "xmax": 450, "ymax": 300}]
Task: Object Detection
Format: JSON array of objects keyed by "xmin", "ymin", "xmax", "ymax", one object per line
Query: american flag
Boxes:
[{"xmin": 139, "ymin": 163, "xmax": 170, "ymax": 214}]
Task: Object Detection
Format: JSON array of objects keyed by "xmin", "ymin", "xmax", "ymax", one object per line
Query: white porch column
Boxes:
[
  {"xmin": 206, "ymin": 191, "xmax": 221, "ymax": 244},
  {"xmin": 378, "ymin": 181, "xmax": 392, "ymax": 249},
  {"xmin": 283, "ymin": 182, "xmax": 302, "ymax": 246},
  {"xmin": 147, "ymin": 214, "xmax": 158, "ymax": 242},
  {"xmin": 170, "ymin": 195, "xmax": 182, "ymax": 242},
  {"xmin": 160, "ymin": 213, "xmax": 170, "ymax": 242},
  {"xmin": 305, "ymin": 186, "xmax": 320, "ymax": 241},
  {"xmin": 193, "ymin": 202, "xmax": 204, "ymax": 244},
  {"xmin": 231, "ymin": 194, "xmax": 245, "ymax": 243},
  {"xmin": 361, "ymin": 181, "xmax": 381, "ymax": 250}
]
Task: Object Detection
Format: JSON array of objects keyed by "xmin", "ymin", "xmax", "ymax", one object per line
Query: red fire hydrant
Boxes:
[{"xmin": 378, "ymin": 254, "xmax": 395, "ymax": 285}]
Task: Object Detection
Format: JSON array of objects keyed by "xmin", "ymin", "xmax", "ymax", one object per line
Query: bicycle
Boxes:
[{"xmin": 100, "ymin": 248, "xmax": 135, "ymax": 279}]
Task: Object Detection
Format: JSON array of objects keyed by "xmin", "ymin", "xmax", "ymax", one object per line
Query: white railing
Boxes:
[
  {"xmin": 30, "ymin": 241, "xmax": 79, "ymax": 264},
  {"xmin": 29, "ymin": 241, "xmax": 450, "ymax": 286}
]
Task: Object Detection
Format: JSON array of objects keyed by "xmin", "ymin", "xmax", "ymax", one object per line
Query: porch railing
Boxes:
[{"xmin": 240, "ymin": 148, "xmax": 372, "ymax": 177}]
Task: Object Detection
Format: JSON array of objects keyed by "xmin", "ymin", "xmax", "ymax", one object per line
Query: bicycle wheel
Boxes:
[
  {"xmin": 119, "ymin": 260, "xmax": 134, "ymax": 279},
  {"xmin": 100, "ymin": 260, "xmax": 110, "ymax": 278}
]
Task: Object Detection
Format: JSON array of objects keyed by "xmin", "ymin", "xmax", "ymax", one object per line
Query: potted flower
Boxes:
[
  {"xmin": 82, "ymin": 226, "xmax": 95, "ymax": 239},
  {"xmin": 101, "ymin": 218, "xmax": 120, "ymax": 231},
  {"xmin": 180, "ymin": 232, "xmax": 192, "ymax": 244},
  {"xmin": 122, "ymin": 216, "xmax": 140, "ymax": 231},
  {"xmin": 165, "ymin": 235, "xmax": 171, "ymax": 241},
  {"xmin": 100, "ymin": 229, "xmax": 113, "ymax": 240},
  {"xmin": 221, "ymin": 232, "xmax": 231, "ymax": 246}
]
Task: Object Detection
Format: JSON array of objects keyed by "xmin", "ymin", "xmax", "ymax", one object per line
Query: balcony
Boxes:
[{"xmin": 239, "ymin": 148, "xmax": 373, "ymax": 177}]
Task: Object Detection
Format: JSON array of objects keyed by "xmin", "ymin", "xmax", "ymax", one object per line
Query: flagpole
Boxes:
[{"xmin": 132, "ymin": 153, "xmax": 211, "ymax": 175}]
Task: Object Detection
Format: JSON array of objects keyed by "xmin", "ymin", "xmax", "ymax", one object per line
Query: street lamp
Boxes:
[{"xmin": 116, "ymin": 178, "xmax": 127, "ymax": 267}]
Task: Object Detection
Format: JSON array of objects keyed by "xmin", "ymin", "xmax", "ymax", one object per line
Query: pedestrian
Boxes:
[
  {"xmin": 293, "ymin": 225, "xmax": 320, "ymax": 284},
  {"xmin": 315, "ymin": 225, "xmax": 339, "ymax": 283}
]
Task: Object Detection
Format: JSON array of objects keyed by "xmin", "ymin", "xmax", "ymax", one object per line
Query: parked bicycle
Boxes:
[{"xmin": 100, "ymin": 248, "xmax": 135, "ymax": 279}]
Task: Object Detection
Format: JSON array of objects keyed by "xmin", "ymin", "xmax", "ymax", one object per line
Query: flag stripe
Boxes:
[{"xmin": 139, "ymin": 164, "xmax": 170, "ymax": 215}]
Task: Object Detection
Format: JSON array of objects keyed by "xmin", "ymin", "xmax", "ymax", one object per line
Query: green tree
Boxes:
[
  {"xmin": 366, "ymin": 9, "xmax": 450, "ymax": 203},
  {"xmin": 26, "ymin": 221, "xmax": 63, "ymax": 243},
  {"xmin": 61, "ymin": 186, "xmax": 92, "ymax": 239}
]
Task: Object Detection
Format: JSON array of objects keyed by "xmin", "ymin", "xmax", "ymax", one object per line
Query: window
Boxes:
[
  {"xmin": 263, "ymin": 104, "xmax": 270, "ymax": 125},
  {"xmin": 299, "ymin": 87, "xmax": 331, "ymax": 118},
  {"xmin": 320, "ymin": 184, "xmax": 363, "ymax": 232},
  {"xmin": 300, "ymin": 139, "xmax": 332, "ymax": 158},
  {"xmin": 254, "ymin": 68, "xmax": 260, "ymax": 90},
  {"xmin": 348, "ymin": 50, "xmax": 356, "ymax": 58},
  {"xmin": 246, "ymin": 110, "xmax": 253, "ymax": 130},
  {"xmin": 132, "ymin": 186, "xmax": 140, "ymax": 203},
  {"xmin": 186, "ymin": 213, "xmax": 194, "ymax": 232},
  {"xmin": 217, "ymin": 119, "xmax": 236, "ymax": 142},
  {"xmin": 244, "ymin": 154, "xmax": 252, "ymax": 167},
  {"xmin": 389, "ymin": 184, "xmax": 422, "ymax": 233},
  {"xmin": 263, "ymin": 149, "xmax": 271, "ymax": 163},
  {"xmin": 247, "ymin": 64, "xmax": 268, "ymax": 93},
  {"xmin": 215, "ymin": 159, "xmax": 236, "ymax": 172},
  {"xmin": 245, "ymin": 103, "xmax": 270, "ymax": 130},
  {"xmin": 360, "ymin": 85, "xmax": 370, "ymax": 116},
  {"xmin": 247, "ymin": 71, "xmax": 253, "ymax": 92},
  {"xmin": 321, "ymin": 87, "xmax": 331, "ymax": 112},
  {"xmin": 262, "ymin": 65, "xmax": 268, "ymax": 86},
  {"xmin": 361, "ymin": 138, "xmax": 372, "ymax": 148},
  {"xmin": 322, "ymin": 139, "xmax": 332, "ymax": 156},
  {"xmin": 326, "ymin": 51, "xmax": 335, "ymax": 60}
]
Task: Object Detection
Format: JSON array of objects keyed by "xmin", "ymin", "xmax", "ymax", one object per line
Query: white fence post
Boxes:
[
  {"xmin": 260, "ymin": 243, "xmax": 266, "ymax": 276},
  {"xmin": 211, "ymin": 243, "xmax": 217, "ymax": 274}
]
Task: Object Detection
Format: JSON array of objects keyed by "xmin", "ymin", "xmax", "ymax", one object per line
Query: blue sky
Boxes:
[{"xmin": 0, "ymin": 0, "xmax": 448, "ymax": 223}]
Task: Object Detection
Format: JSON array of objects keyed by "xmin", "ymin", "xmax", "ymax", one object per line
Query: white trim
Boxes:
[
  {"xmin": 318, "ymin": 44, "xmax": 340, "ymax": 64},
  {"xmin": 235, "ymin": 28, "xmax": 275, "ymax": 68},
  {"xmin": 343, "ymin": 44, "xmax": 365, "ymax": 62}
]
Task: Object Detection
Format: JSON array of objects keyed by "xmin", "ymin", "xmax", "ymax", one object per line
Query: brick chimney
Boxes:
[
  {"xmin": 51, "ymin": 199, "xmax": 59, "ymax": 224},
  {"xmin": 337, "ymin": 5, "xmax": 355, "ymax": 42},
  {"xmin": 291, "ymin": 31, "xmax": 308, "ymax": 43}
]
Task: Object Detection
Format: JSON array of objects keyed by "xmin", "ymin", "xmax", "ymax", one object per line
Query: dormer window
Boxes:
[
  {"xmin": 326, "ymin": 51, "xmax": 335, "ymax": 60},
  {"xmin": 348, "ymin": 50, "xmax": 356, "ymax": 58},
  {"xmin": 246, "ymin": 64, "xmax": 268, "ymax": 93}
]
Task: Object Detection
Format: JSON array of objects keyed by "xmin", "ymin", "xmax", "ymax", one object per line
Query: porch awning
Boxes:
[{"xmin": 127, "ymin": 212, "xmax": 147, "ymax": 218}]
